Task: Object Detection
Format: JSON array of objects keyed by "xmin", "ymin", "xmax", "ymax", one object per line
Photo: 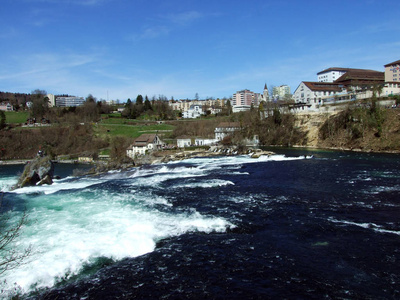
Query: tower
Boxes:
[{"xmin": 263, "ymin": 83, "xmax": 269, "ymax": 102}]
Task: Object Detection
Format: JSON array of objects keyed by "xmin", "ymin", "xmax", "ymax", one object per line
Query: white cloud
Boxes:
[
  {"xmin": 25, "ymin": 0, "xmax": 108, "ymax": 5},
  {"xmin": 166, "ymin": 11, "xmax": 203, "ymax": 25},
  {"xmin": 128, "ymin": 25, "xmax": 171, "ymax": 41},
  {"xmin": 0, "ymin": 50, "xmax": 102, "ymax": 95}
]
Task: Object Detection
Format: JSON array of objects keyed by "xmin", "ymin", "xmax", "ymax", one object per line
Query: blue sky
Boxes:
[{"xmin": 0, "ymin": 0, "xmax": 399, "ymax": 101}]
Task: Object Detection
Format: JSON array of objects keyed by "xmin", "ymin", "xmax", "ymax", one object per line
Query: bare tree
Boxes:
[
  {"xmin": 0, "ymin": 193, "xmax": 32, "ymax": 275},
  {"xmin": 30, "ymin": 89, "xmax": 49, "ymax": 119}
]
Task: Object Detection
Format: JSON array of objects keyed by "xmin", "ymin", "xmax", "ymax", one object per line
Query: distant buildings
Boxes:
[
  {"xmin": 272, "ymin": 85, "xmax": 291, "ymax": 100},
  {"xmin": 384, "ymin": 60, "xmax": 400, "ymax": 82},
  {"xmin": 214, "ymin": 122, "xmax": 241, "ymax": 141},
  {"xmin": 0, "ymin": 102, "xmax": 13, "ymax": 111},
  {"xmin": 293, "ymin": 82, "xmax": 347, "ymax": 110},
  {"xmin": 317, "ymin": 68, "xmax": 353, "ymax": 82},
  {"xmin": 47, "ymin": 94, "xmax": 56, "ymax": 107},
  {"xmin": 232, "ymin": 89, "xmax": 258, "ymax": 107},
  {"xmin": 126, "ymin": 134, "xmax": 165, "ymax": 159},
  {"xmin": 293, "ymin": 64, "xmax": 391, "ymax": 111},
  {"xmin": 55, "ymin": 96, "xmax": 85, "ymax": 107},
  {"xmin": 232, "ymin": 89, "xmax": 262, "ymax": 112},
  {"xmin": 383, "ymin": 60, "xmax": 400, "ymax": 96},
  {"xmin": 168, "ymin": 98, "xmax": 226, "ymax": 118},
  {"xmin": 182, "ymin": 105, "xmax": 205, "ymax": 119}
]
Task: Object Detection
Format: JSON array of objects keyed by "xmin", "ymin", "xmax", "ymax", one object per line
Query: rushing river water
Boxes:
[{"xmin": 1, "ymin": 149, "xmax": 400, "ymax": 299}]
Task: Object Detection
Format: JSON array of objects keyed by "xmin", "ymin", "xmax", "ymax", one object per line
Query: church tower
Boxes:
[{"xmin": 263, "ymin": 83, "xmax": 269, "ymax": 102}]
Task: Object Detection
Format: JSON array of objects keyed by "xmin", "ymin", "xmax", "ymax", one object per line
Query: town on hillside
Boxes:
[{"xmin": 1, "ymin": 59, "xmax": 400, "ymax": 163}]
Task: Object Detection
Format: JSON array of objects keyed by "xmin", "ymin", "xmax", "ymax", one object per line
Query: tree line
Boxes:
[{"xmin": 121, "ymin": 94, "xmax": 175, "ymax": 120}]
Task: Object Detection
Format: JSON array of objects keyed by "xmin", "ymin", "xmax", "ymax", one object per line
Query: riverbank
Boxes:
[
  {"xmin": 2, "ymin": 144, "xmax": 399, "ymax": 167},
  {"xmin": 0, "ymin": 159, "xmax": 87, "ymax": 165}
]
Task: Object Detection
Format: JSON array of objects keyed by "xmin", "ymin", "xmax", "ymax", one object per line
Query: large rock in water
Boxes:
[{"xmin": 16, "ymin": 156, "xmax": 55, "ymax": 188}]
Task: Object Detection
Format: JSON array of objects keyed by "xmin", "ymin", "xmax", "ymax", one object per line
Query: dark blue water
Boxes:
[{"xmin": 4, "ymin": 150, "xmax": 400, "ymax": 299}]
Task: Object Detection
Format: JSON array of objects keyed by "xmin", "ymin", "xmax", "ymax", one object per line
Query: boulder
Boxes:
[{"xmin": 15, "ymin": 155, "xmax": 55, "ymax": 188}]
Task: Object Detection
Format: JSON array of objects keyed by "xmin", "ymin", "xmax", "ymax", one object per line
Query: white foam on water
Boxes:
[
  {"xmin": 0, "ymin": 175, "xmax": 18, "ymax": 192},
  {"xmin": 174, "ymin": 179, "xmax": 235, "ymax": 189},
  {"xmin": 0, "ymin": 178, "xmax": 234, "ymax": 294},
  {"xmin": 367, "ymin": 185, "xmax": 400, "ymax": 195},
  {"xmin": 0, "ymin": 154, "xmax": 309, "ymax": 295},
  {"xmin": 167, "ymin": 154, "xmax": 309, "ymax": 170},
  {"xmin": 9, "ymin": 177, "xmax": 105, "ymax": 195},
  {"xmin": 328, "ymin": 218, "xmax": 400, "ymax": 236}
]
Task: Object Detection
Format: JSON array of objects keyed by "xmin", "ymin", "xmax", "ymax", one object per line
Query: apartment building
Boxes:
[
  {"xmin": 383, "ymin": 60, "xmax": 400, "ymax": 96},
  {"xmin": 272, "ymin": 85, "xmax": 291, "ymax": 100},
  {"xmin": 55, "ymin": 96, "xmax": 85, "ymax": 107},
  {"xmin": 384, "ymin": 60, "xmax": 400, "ymax": 82},
  {"xmin": 317, "ymin": 68, "xmax": 350, "ymax": 82}
]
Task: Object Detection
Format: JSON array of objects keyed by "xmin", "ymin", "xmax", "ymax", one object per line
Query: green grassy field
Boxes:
[
  {"xmin": 4, "ymin": 111, "xmax": 29, "ymax": 123},
  {"xmin": 95, "ymin": 122, "xmax": 175, "ymax": 139}
]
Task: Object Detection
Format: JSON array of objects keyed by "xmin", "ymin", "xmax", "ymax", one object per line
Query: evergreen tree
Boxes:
[
  {"xmin": 30, "ymin": 89, "xmax": 48, "ymax": 119},
  {"xmin": 0, "ymin": 110, "xmax": 6, "ymax": 129},
  {"xmin": 144, "ymin": 96, "xmax": 152, "ymax": 111},
  {"xmin": 136, "ymin": 95, "xmax": 143, "ymax": 105}
]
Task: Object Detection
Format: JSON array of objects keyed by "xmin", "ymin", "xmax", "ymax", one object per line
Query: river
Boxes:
[{"xmin": 0, "ymin": 149, "xmax": 399, "ymax": 299}]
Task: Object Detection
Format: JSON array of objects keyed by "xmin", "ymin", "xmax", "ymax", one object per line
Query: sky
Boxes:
[{"xmin": 0, "ymin": 0, "xmax": 399, "ymax": 101}]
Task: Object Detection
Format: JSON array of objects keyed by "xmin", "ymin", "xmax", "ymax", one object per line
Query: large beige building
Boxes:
[
  {"xmin": 384, "ymin": 60, "xmax": 400, "ymax": 82},
  {"xmin": 383, "ymin": 60, "xmax": 400, "ymax": 96}
]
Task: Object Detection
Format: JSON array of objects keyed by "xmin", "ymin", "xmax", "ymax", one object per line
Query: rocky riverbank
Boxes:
[
  {"xmin": 82, "ymin": 146, "xmax": 275, "ymax": 176},
  {"xmin": 134, "ymin": 146, "xmax": 275, "ymax": 166}
]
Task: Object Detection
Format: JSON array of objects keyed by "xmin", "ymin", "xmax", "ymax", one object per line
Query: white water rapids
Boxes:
[{"xmin": 0, "ymin": 154, "xmax": 309, "ymax": 295}]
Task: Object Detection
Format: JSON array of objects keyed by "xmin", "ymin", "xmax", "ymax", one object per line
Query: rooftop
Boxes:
[
  {"xmin": 131, "ymin": 134, "xmax": 158, "ymax": 147},
  {"xmin": 334, "ymin": 70, "xmax": 384, "ymax": 83},
  {"xmin": 317, "ymin": 67, "xmax": 379, "ymax": 75},
  {"xmin": 384, "ymin": 60, "xmax": 400, "ymax": 67},
  {"xmin": 302, "ymin": 82, "xmax": 343, "ymax": 92}
]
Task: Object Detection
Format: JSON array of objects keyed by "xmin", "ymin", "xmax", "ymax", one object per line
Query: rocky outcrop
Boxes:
[
  {"xmin": 15, "ymin": 155, "xmax": 55, "ymax": 189},
  {"xmin": 133, "ymin": 146, "xmax": 275, "ymax": 166}
]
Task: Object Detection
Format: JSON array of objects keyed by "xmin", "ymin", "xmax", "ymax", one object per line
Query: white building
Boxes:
[
  {"xmin": 195, "ymin": 138, "xmax": 216, "ymax": 146},
  {"xmin": 272, "ymin": 85, "xmax": 291, "ymax": 100},
  {"xmin": 47, "ymin": 94, "xmax": 56, "ymax": 107},
  {"xmin": 214, "ymin": 122, "xmax": 241, "ymax": 141},
  {"xmin": 258, "ymin": 84, "xmax": 270, "ymax": 103},
  {"xmin": 232, "ymin": 105, "xmax": 251, "ymax": 113},
  {"xmin": 0, "ymin": 102, "xmax": 13, "ymax": 111},
  {"xmin": 126, "ymin": 134, "xmax": 165, "ymax": 159},
  {"xmin": 293, "ymin": 82, "xmax": 346, "ymax": 111},
  {"xmin": 56, "ymin": 96, "xmax": 85, "ymax": 107},
  {"xmin": 317, "ymin": 68, "xmax": 350, "ymax": 82},
  {"xmin": 177, "ymin": 137, "xmax": 192, "ymax": 148},
  {"xmin": 182, "ymin": 105, "xmax": 204, "ymax": 118}
]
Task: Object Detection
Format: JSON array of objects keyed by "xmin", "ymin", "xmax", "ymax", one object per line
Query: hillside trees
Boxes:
[
  {"xmin": 0, "ymin": 111, "xmax": 5, "ymax": 129},
  {"xmin": 122, "ymin": 95, "xmax": 174, "ymax": 120},
  {"xmin": 0, "ymin": 124, "xmax": 108, "ymax": 160},
  {"xmin": 144, "ymin": 96, "xmax": 152, "ymax": 111},
  {"xmin": 319, "ymin": 100, "xmax": 389, "ymax": 149},
  {"xmin": 229, "ymin": 107, "xmax": 306, "ymax": 146},
  {"xmin": 30, "ymin": 89, "xmax": 49, "ymax": 119},
  {"xmin": 79, "ymin": 94, "xmax": 100, "ymax": 122}
]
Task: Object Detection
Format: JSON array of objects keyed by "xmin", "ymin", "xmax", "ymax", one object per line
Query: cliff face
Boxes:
[
  {"xmin": 294, "ymin": 109, "xmax": 400, "ymax": 152},
  {"xmin": 294, "ymin": 112, "xmax": 338, "ymax": 148}
]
